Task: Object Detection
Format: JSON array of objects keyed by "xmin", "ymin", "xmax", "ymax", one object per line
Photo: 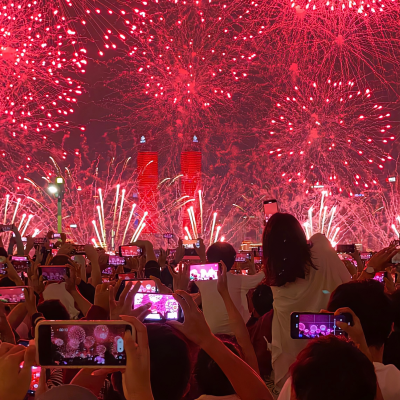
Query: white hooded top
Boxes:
[{"xmin": 271, "ymin": 233, "xmax": 351, "ymax": 388}]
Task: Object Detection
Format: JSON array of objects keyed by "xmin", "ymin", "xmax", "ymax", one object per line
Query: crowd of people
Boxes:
[{"xmin": 0, "ymin": 211, "xmax": 400, "ymax": 400}]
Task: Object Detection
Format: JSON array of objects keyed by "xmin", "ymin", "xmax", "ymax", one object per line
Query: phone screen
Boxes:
[
  {"xmin": 11, "ymin": 256, "xmax": 30, "ymax": 270},
  {"xmin": 19, "ymin": 362, "xmax": 41, "ymax": 394},
  {"xmin": 0, "ymin": 287, "xmax": 26, "ymax": 304},
  {"xmin": 37, "ymin": 322, "xmax": 132, "ymax": 367},
  {"xmin": 182, "ymin": 240, "xmax": 196, "ymax": 249},
  {"xmin": 254, "ymin": 256, "xmax": 262, "ymax": 264},
  {"xmin": 291, "ymin": 313, "xmax": 351, "ymax": 339},
  {"xmin": 373, "ymin": 272, "xmax": 385, "ymax": 283},
  {"xmin": 131, "ymin": 280, "xmax": 157, "ymax": 293},
  {"xmin": 119, "ymin": 246, "xmax": 142, "ymax": 257},
  {"xmin": 235, "ymin": 253, "xmax": 251, "ymax": 262},
  {"xmin": 336, "ymin": 244, "xmax": 355, "ymax": 253},
  {"xmin": 134, "ymin": 294, "xmax": 181, "ymax": 320},
  {"xmin": 189, "ymin": 263, "xmax": 219, "ymax": 281},
  {"xmin": 39, "ymin": 266, "xmax": 69, "ymax": 281},
  {"xmin": 264, "ymin": 200, "xmax": 278, "ymax": 223},
  {"xmin": 118, "ymin": 273, "xmax": 136, "ymax": 281},
  {"xmin": 360, "ymin": 252, "xmax": 372, "ymax": 261},
  {"xmin": 52, "ymin": 233, "xmax": 62, "ymax": 239},
  {"xmin": 108, "ymin": 255, "xmax": 126, "ymax": 266}
]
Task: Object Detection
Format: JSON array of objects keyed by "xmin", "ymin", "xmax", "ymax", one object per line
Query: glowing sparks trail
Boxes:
[
  {"xmin": 132, "ymin": 212, "xmax": 148, "ymax": 243},
  {"xmin": 3, "ymin": 195, "xmax": 9, "ymax": 225},
  {"xmin": 210, "ymin": 212, "xmax": 217, "ymax": 247},
  {"xmin": 121, "ymin": 203, "xmax": 136, "ymax": 246},
  {"xmin": 198, "ymin": 190, "xmax": 203, "ymax": 237},
  {"xmin": 184, "ymin": 226, "xmax": 193, "ymax": 240},
  {"xmin": 115, "ymin": 188, "xmax": 126, "ymax": 246},
  {"xmin": 92, "ymin": 220, "xmax": 103, "ymax": 247},
  {"xmin": 214, "ymin": 225, "xmax": 221, "ymax": 243}
]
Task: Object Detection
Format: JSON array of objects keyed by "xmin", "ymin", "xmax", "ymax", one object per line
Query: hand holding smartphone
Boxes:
[
  {"xmin": 36, "ymin": 320, "xmax": 134, "ymax": 368},
  {"xmin": 134, "ymin": 293, "xmax": 182, "ymax": 321},
  {"xmin": 291, "ymin": 312, "xmax": 352, "ymax": 339}
]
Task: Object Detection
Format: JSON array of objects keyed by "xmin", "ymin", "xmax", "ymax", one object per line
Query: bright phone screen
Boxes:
[
  {"xmin": 134, "ymin": 294, "xmax": 180, "ymax": 320},
  {"xmin": 38, "ymin": 323, "xmax": 130, "ymax": 366},
  {"xmin": 189, "ymin": 263, "xmax": 219, "ymax": 281}
]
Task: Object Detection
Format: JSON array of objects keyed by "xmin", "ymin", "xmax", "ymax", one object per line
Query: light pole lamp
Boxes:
[{"xmin": 48, "ymin": 177, "xmax": 65, "ymax": 233}]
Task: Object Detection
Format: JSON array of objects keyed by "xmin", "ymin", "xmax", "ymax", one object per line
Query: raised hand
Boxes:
[
  {"xmin": 109, "ymin": 281, "xmax": 151, "ymax": 321},
  {"xmin": 168, "ymin": 290, "xmax": 212, "ymax": 347},
  {"xmin": 120, "ymin": 316, "xmax": 154, "ymax": 400},
  {"xmin": 167, "ymin": 263, "xmax": 190, "ymax": 291}
]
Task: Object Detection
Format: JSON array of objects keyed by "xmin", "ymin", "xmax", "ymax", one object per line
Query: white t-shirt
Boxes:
[
  {"xmin": 277, "ymin": 363, "xmax": 400, "ymax": 400},
  {"xmin": 196, "ymin": 271, "xmax": 265, "ymax": 334}
]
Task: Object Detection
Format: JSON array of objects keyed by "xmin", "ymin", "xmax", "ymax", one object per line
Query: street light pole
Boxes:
[
  {"xmin": 56, "ymin": 177, "xmax": 65, "ymax": 234},
  {"xmin": 49, "ymin": 178, "xmax": 65, "ymax": 233}
]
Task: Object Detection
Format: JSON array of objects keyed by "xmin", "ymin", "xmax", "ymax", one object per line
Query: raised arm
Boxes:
[
  {"xmin": 169, "ymin": 291, "xmax": 273, "ymax": 400},
  {"xmin": 85, "ymin": 244, "xmax": 102, "ymax": 288},
  {"xmin": 217, "ymin": 261, "xmax": 259, "ymax": 373}
]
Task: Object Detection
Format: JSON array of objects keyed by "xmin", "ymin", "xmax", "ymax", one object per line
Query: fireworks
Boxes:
[
  {"xmin": 0, "ymin": 0, "xmax": 86, "ymax": 176},
  {"xmin": 262, "ymin": 77, "xmax": 394, "ymax": 191},
  {"xmin": 101, "ymin": 0, "xmax": 263, "ymax": 148}
]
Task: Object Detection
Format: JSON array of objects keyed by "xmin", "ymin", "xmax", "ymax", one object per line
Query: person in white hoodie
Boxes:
[{"xmin": 262, "ymin": 213, "xmax": 351, "ymax": 388}]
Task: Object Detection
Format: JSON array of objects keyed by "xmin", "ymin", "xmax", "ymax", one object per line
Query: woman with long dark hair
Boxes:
[{"xmin": 263, "ymin": 213, "xmax": 350, "ymax": 389}]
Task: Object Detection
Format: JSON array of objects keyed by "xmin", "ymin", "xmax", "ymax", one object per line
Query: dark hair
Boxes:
[
  {"xmin": 252, "ymin": 284, "xmax": 273, "ymax": 316},
  {"xmin": 206, "ymin": 242, "xmax": 236, "ymax": 271},
  {"xmin": 291, "ymin": 335, "xmax": 377, "ymax": 400},
  {"xmin": 146, "ymin": 323, "xmax": 191, "ymax": 400},
  {"xmin": 0, "ymin": 248, "xmax": 8, "ymax": 258},
  {"xmin": 195, "ymin": 336, "xmax": 240, "ymax": 396},
  {"xmin": 262, "ymin": 213, "xmax": 315, "ymax": 287},
  {"xmin": 37, "ymin": 300, "xmax": 70, "ymax": 321},
  {"xmin": 327, "ymin": 280, "xmax": 393, "ymax": 348},
  {"xmin": 390, "ymin": 288, "xmax": 400, "ymax": 329},
  {"xmin": 383, "ymin": 288, "xmax": 400, "ymax": 370}
]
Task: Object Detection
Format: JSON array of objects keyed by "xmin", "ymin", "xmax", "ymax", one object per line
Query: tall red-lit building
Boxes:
[
  {"xmin": 137, "ymin": 152, "xmax": 158, "ymax": 233},
  {"xmin": 181, "ymin": 151, "xmax": 202, "ymax": 236}
]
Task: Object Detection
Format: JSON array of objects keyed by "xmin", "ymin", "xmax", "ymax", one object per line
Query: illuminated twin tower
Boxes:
[{"xmin": 137, "ymin": 151, "xmax": 201, "ymax": 235}]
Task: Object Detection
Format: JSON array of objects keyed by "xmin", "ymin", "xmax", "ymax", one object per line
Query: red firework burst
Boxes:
[
  {"xmin": 263, "ymin": 77, "xmax": 394, "ymax": 191},
  {"xmin": 101, "ymin": 0, "xmax": 262, "ymax": 144},
  {"xmin": 0, "ymin": 1, "xmax": 85, "ymax": 174}
]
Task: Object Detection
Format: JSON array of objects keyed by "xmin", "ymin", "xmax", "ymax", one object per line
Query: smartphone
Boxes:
[
  {"xmin": 373, "ymin": 271, "xmax": 386, "ymax": 283},
  {"xmin": 21, "ymin": 237, "xmax": 27, "ymax": 243},
  {"xmin": 119, "ymin": 245, "xmax": 142, "ymax": 257},
  {"xmin": 117, "ymin": 273, "xmax": 136, "ymax": 280},
  {"xmin": 360, "ymin": 252, "xmax": 373, "ymax": 261},
  {"xmin": 52, "ymin": 248, "xmax": 58, "ymax": 257},
  {"xmin": 290, "ymin": 312, "xmax": 352, "ymax": 339},
  {"xmin": 0, "ymin": 259, "xmax": 7, "ymax": 275},
  {"xmin": 254, "ymin": 256, "xmax": 262, "ymax": 264},
  {"xmin": 36, "ymin": 320, "xmax": 134, "ymax": 368},
  {"xmin": 38, "ymin": 266, "xmax": 70, "ymax": 282},
  {"xmin": 189, "ymin": 263, "xmax": 219, "ymax": 281},
  {"xmin": 11, "ymin": 256, "xmax": 30, "ymax": 270},
  {"xmin": 0, "ymin": 224, "xmax": 14, "ymax": 232},
  {"xmin": 71, "ymin": 244, "xmax": 86, "ymax": 255},
  {"xmin": 133, "ymin": 293, "xmax": 182, "ymax": 321},
  {"xmin": 235, "ymin": 253, "xmax": 251, "ymax": 262},
  {"xmin": 121, "ymin": 279, "xmax": 157, "ymax": 293},
  {"xmin": 182, "ymin": 240, "xmax": 200, "ymax": 260},
  {"xmin": 264, "ymin": 199, "xmax": 278, "ymax": 223},
  {"xmin": 0, "ymin": 287, "xmax": 27, "ymax": 304},
  {"xmin": 34, "ymin": 237, "xmax": 46, "ymax": 245},
  {"xmin": 102, "ymin": 266, "xmax": 115, "ymax": 275},
  {"xmin": 154, "ymin": 249, "xmax": 160, "ymax": 259},
  {"xmin": 108, "ymin": 255, "xmax": 126, "ymax": 266},
  {"xmin": 163, "ymin": 233, "xmax": 173, "ymax": 239},
  {"xmin": 336, "ymin": 244, "xmax": 355, "ymax": 254}
]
